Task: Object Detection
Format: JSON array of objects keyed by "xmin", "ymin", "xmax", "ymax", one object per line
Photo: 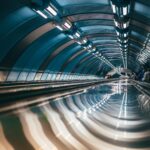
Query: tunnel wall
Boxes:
[
  {"xmin": 0, "ymin": 4, "xmax": 104, "ymax": 82},
  {"xmin": 1, "ymin": 0, "xmax": 150, "ymax": 82}
]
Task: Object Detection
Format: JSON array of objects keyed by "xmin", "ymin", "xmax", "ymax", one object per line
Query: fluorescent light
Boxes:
[
  {"xmin": 83, "ymin": 39, "xmax": 87, "ymax": 43},
  {"xmin": 123, "ymin": 23, "xmax": 127, "ymax": 28},
  {"xmin": 114, "ymin": 19, "xmax": 118, "ymax": 27},
  {"xmin": 93, "ymin": 48, "xmax": 96, "ymax": 51},
  {"xmin": 68, "ymin": 35, "xmax": 74, "ymax": 39},
  {"xmin": 75, "ymin": 32, "xmax": 80, "ymax": 37},
  {"xmin": 88, "ymin": 44, "xmax": 92, "ymax": 48},
  {"xmin": 46, "ymin": 6, "xmax": 57, "ymax": 16},
  {"xmin": 116, "ymin": 31, "xmax": 119, "ymax": 36},
  {"xmin": 123, "ymin": 33, "xmax": 128, "ymax": 37},
  {"xmin": 56, "ymin": 25, "xmax": 63, "ymax": 31},
  {"xmin": 64, "ymin": 22, "xmax": 72, "ymax": 29},
  {"xmin": 122, "ymin": 39, "xmax": 128, "ymax": 43},
  {"xmin": 77, "ymin": 41, "xmax": 81, "ymax": 44},
  {"xmin": 118, "ymin": 38, "xmax": 121, "ymax": 42},
  {"xmin": 124, "ymin": 20, "xmax": 129, "ymax": 28},
  {"xmin": 36, "ymin": 10, "xmax": 48, "ymax": 19},
  {"xmin": 123, "ymin": 7, "xmax": 127, "ymax": 16},
  {"xmin": 111, "ymin": 2, "xmax": 116, "ymax": 13}
]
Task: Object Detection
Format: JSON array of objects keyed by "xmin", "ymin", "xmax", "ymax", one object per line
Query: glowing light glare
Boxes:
[
  {"xmin": 64, "ymin": 22, "xmax": 72, "ymax": 29},
  {"xmin": 101, "ymin": 56, "xmax": 104, "ymax": 59},
  {"xmin": 83, "ymin": 39, "xmax": 87, "ymax": 43},
  {"xmin": 56, "ymin": 25, "xmax": 63, "ymax": 31},
  {"xmin": 36, "ymin": 10, "xmax": 48, "ymax": 19},
  {"xmin": 116, "ymin": 31, "xmax": 119, "ymax": 36},
  {"xmin": 83, "ymin": 89, "xmax": 87, "ymax": 93},
  {"xmin": 122, "ymin": 39, "xmax": 128, "ymax": 43},
  {"xmin": 93, "ymin": 48, "xmax": 96, "ymax": 51},
  {"xmin": 111, "ymin": 3, "xmax": 116, "ymax": 13},
  {"xmin": 123, "ymin": 33, "xmax": 128, "ymax": 37},
  {"xmin": 123, "ymin": 6, "xmax": 128, "ymax": 16},
  {"xmin": 88, "ymin": 44, "xmax": 92, "ymax": 48},
  {"xmin": 118, "ymin": 38, "xmax": 121, "ymax": 42},
  {"xmin": 114, "ymin": 19, "xmax": 118, "ymax": 27},
  {"xmin": 46, "ymin": 6, "xmax": 57, "ymax": 16},
  {"xmin": 77, "ymin": 41, "xmax": 82, "ymax": 45},
  {"xmin": 68, "ymin": 35, "xmax": 74, "ymax": 39},
  {"xmin": 123, "ymin": 44, "xmax": 128, "ymax": 48},
  {"xmin": 75, "ymin": 32, "xmax": 80, "ymax": 37},
  {"xmin": 123, "ymin": 22, "xmax": 127, "ymax": 28}
]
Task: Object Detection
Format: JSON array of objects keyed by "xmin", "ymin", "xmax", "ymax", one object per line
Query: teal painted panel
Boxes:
[
  {"xmin": 0, "ymin": 7, "xmax": 43, "ymax": 62},
  {"xmin": 46, "ymin": 44, "xmax": 81, "ymax": 72},
  {"xmin": 13, "ymin": 31, "xmax": 66, "ymax": 70},
  {"xmin": 63, "ymin": 52, "xmax": 89, "ymax": 72}
]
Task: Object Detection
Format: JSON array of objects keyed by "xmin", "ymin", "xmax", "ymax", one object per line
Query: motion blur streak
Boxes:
[
  {"xmin": 0, "ymin": 123, "xmax": 14, "ymax": 150},
  {"xmin": 42, "ymin": 105, "xmax": 88, "ymax": 150},
  {"xmin": 0, "ymin": 80, "xmax": 149, "ymax": 150},
  {"xmin": 19, "ymin": 110, "xmax": 58, "ymax": 150}
]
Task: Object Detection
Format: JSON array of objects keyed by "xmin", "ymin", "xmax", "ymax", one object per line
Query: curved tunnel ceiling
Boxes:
[{"xmin": 0, "ymin": 0, "xmax": 150, "ymax": 81}]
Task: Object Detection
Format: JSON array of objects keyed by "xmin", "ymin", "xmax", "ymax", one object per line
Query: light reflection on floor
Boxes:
[{"xmin": 0, "ymin": 80, "xmax": 150, "ymax": 150}]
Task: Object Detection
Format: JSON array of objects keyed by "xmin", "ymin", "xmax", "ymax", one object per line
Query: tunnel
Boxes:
[{"xmin": 0, "ymin": 0, "xmax": 150, "ymax": 150}]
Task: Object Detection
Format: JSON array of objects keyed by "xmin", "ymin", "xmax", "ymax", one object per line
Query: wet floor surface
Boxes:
[{"xmin": 0, "ymin": 80, "xmax": 149, "ymax": 150}]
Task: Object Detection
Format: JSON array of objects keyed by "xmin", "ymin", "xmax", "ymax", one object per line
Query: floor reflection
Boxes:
[{"xmin": 0, "ymin": 80, "xmax": 150, "ymax": 150}]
